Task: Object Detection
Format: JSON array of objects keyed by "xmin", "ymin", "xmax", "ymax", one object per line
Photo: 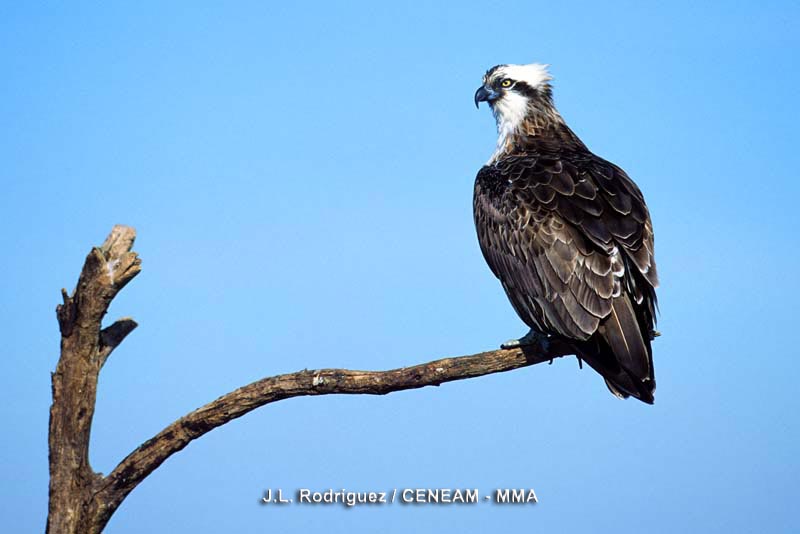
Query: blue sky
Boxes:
[{"xmin": 2, "ymin": 1, "xmax": 799, "ymax": 532}]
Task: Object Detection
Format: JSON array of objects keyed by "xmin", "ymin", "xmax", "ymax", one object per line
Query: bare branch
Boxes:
[
  {"xmin": 98, "ymin": 318, "xmax": 139, "ymax": 366},
  {"xmin": 48, "ymin": 225, "xmax": 579, "ymax": 533},
  {"xmin": 91, "ymin": 339, "xmax": 574, "ymax": 528}
]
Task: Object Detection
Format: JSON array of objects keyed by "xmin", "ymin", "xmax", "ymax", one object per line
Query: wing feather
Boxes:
[{"xmin": 474, "ymin": 149, "xmax": 658, "ymax": 401}]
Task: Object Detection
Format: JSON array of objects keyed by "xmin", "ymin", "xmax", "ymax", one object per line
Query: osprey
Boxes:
[{"xmin": 473, "ymin": 63, "xmax": 659, "ymax": 403}]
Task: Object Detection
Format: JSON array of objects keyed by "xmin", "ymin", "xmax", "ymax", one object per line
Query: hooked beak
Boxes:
[{"xmin": 474, "ymin": 85, "xmax": 498, "ymax": 108}]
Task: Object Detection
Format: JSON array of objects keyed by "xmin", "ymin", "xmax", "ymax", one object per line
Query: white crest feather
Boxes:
[{"xmin": 494, "ymin": 63, "xmax": 552, "ymax": 88}]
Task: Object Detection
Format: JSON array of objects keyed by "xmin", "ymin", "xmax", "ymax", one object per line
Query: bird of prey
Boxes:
[{"xmin": 473, "ymin": 63, "xmax": 659, "ymax": 403}]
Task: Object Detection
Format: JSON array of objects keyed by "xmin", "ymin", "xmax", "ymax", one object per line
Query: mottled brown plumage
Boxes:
[{"xmin": 474, "ymin": 63, "xmax": 659, "ymax": 403}]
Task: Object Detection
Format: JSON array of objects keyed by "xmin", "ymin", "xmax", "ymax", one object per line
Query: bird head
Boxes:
[{"xmin": 474, "ymin": 63, "xmax": 556, "ymax": 131}]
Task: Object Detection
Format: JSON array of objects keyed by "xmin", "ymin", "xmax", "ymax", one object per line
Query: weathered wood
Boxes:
[
  {"xmin": 47, "ymin": 226, "xmax": 141, "ymax": 534},
  {"xmin": 46, "ymin": 226, "xmax": 575, "ymax": 533}
]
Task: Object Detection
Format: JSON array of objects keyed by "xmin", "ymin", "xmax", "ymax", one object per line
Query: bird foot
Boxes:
[
  {"xmin": 650, "ymin": 329, "xmax": 661, "ymax": 340},
  {"xmin": 501, "ymin": 329, "xmax": 550, "ymax": 352}
]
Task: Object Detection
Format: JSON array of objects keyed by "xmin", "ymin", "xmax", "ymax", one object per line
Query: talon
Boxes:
[
  {"xmin": 650, "ymin": 329, "xmax": 661, "ymax": 339},
  {"xmin": 500, "ymin": 328, "xmax": 549, "ymax": 351}
]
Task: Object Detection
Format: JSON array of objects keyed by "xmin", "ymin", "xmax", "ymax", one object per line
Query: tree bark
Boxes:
[
  {"xmin": 47, "ymin": 226, "xmax": 141, "ymax": 534},
  {"xmin": 46, "ymin": 226, "xmax": 574, "ymax": 533}
]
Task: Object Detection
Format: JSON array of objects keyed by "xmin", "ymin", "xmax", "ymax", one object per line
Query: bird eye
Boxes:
[{"xmin": 500, "ymin": 79, "xmax": 513, "ymax": 88}]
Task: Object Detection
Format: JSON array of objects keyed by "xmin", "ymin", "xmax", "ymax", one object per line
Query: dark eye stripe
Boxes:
[{"xmin": 512, "ymin": 81, "xmax": 539, "ymax": 98}]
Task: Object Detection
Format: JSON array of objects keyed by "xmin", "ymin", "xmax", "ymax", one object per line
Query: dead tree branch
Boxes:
[
  {"xmin": 48, "ymin": 225, "xmax": 141, "ymax": 534},
  {"xmin": 47, "ymin": 225, "xmax": 575, "ymax": 533}
]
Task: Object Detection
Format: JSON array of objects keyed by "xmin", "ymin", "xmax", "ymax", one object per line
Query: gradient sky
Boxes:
[{"xmin": 2, "ymin": 1, "xmax": 799, "ymax": 532}]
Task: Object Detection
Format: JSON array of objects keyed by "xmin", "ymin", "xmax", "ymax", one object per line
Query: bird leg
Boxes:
[{"xmin": 501, "ymin": 328, "xmax": 550, "ymax": 352}]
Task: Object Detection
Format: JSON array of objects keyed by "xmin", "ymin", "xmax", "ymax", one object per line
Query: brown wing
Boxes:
[{"xmin": 474, "ymin": 152, "xmax": 658, "ymax": 400}]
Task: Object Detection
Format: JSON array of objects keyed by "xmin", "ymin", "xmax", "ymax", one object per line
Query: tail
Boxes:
[{"xmin": 575, "ymin": 295, "xmax": 656, "ymax": 404}]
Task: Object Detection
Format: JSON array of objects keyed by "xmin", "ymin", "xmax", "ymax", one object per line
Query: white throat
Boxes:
[{"xmin": 488, "ymin": 91, "xmax": 529, "ymax": 164}]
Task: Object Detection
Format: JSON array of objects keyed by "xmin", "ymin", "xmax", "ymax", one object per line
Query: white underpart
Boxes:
[
  {"xmin": 487, "ymin": 63, "xmax": 553, "ymax": 164},
  {"xmin": 489, "ymin": 90, "xmax": 530, "ymax": 163}
]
